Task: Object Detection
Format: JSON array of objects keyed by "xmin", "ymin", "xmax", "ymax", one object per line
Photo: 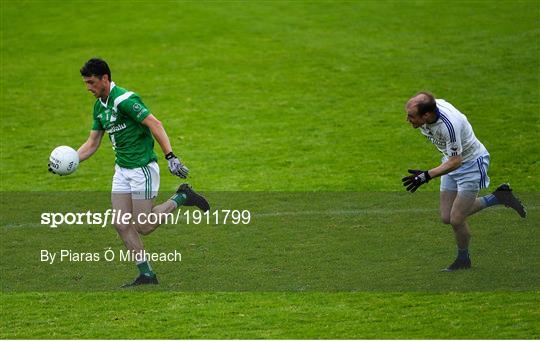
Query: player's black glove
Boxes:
[
  {"xmin": 402, "ymin": 169, "xmax": 431, "ymax": 193},
  {"xmin": 165, "ymin": 152, "xmax": 189, "ymax": 178}
]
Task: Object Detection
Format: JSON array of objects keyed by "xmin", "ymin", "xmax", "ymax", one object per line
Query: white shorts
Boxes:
[
  {"xmin": 112, "ymin": 161, "xmax": 160, "ymax": 200},
  {"xmin": 440, "ymin": 154, "xmax": 490, "ymax": 192}
]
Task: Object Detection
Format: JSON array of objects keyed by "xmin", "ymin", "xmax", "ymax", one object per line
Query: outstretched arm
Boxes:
[
  {"xmin": 427, "ymin": 155, "xmax": 463, "ymax": 178},
  {"xmin": 78, "ymin": 130, "xmax": 104, "ymax": 162},
  {"xmin": 141, "ymin": 114, "xmax": 172, "ymax": 155},
  {"xmin": 142, "ymin": 114, "xmax": 189, "ymax": 178},
  {"xmin": 402, "ymin": 156, "xmax": 463, "ymax": 193}
]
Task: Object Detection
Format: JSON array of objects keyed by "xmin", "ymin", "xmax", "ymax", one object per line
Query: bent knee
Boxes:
[
  {"xmin": 132, "ymin": 223, "xmax": 152, "ymax": 236},
  {"xmin": 450, "ymin": 216, "xmax": 466, "ymax": 227},
  {"xmin": 137, "ymin": 227, "xmax": 152, "ymax": 236},
  {"xmin": 113, "ymin": 223, "xmax": 130, "ymax": 233},
  {"xmin": 441, "ymin": 215, "xmax": 451, "ymax": 225}
]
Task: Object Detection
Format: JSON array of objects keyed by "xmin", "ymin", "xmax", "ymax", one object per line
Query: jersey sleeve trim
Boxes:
[
  {"xmin": 112, "ymin": 91, "xmax": 134, "ymax": 113},
  {"xmin": 439, "ymin": 113, "xmax": 456, "ymax": 142}
]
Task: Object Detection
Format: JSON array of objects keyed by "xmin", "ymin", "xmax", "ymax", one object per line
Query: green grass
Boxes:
[
  {"xmin": 2, "ymin": 292, "xmax": 539, "ymax": 339},
  {"xmin": 1, "ymin": 0, "xmax": 539, "ymax": 339},
  {"xmin": 1, "ymin": 1, "xmax": 539, "ymax": 192}
]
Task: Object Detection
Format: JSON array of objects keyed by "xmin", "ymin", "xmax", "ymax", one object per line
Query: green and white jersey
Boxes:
[{"xmin": 91, "ymin": 82, "xmax": 157, "ymax": 169}]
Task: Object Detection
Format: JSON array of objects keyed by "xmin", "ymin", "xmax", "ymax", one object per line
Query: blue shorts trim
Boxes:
[{"xmin": 476, "ymin": 156, "xmax": 488, "ymax": 189}]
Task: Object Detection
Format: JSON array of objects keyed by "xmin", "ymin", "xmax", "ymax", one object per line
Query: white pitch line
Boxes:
[
  {"xmin": 254, "ymin": 206, "xmax": 538, "ymax": 217},
  {"xmin": 255, "ymin": 208, "xmax": 436, "ymax": 217}
]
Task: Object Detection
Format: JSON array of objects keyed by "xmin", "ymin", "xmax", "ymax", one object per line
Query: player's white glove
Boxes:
[{"xmin": 165, "ymin": 152, "xmax": 189, "ymax": 178}]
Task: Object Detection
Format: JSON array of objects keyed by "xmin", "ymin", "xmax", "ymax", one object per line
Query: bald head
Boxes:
[
  {"xmin": 405, "ymin": 91, "xmax": 438, "ymax": 128},
  {"xmin": 406, "ymin": 91, "xmax": 436, "ymax": 116}
]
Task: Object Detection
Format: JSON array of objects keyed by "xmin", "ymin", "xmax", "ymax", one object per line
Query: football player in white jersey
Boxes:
[{"xmin": 402, "ymin": 92, "xmax": 526, "ymax": 271}]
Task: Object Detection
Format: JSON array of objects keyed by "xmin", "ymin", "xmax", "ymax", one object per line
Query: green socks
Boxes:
[
  {"xmin": 170, "ymin": 192, "xmax": 187, "ymax": 208},
  {"xmin": 137, "ymin": 260, "xmax": 155, "ymax": 278}
]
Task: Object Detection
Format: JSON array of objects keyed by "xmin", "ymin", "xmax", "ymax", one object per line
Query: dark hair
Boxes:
[
  {"xmin": 80, "ymin": 58, "xmax": 111, "ymax": 80},
  {"xmin": 414, "ymin": 91, "xmax": 436, "ymax": 115}
]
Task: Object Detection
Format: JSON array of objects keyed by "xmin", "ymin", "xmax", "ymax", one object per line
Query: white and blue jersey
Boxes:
[
  {"xmin": 421, "ymin": 99, "xmax": 490, "ymax": 191},
  {"xmin": 420, "ymin": 99, "xmax": 488, "ymax": 162}
]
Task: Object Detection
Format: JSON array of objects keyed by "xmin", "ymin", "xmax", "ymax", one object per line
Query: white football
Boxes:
[{"xmin": 49, "ymin": 146, "xmax": 79, "ymax": 175}]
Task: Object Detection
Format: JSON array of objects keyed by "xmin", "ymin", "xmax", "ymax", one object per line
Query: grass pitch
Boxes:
[{"xmin": 1, "ymin": 1, "xmax": 539, "ymax": 339}]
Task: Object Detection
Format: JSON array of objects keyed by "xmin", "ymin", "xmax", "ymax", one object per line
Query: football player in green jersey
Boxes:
[{"xmin": 54, "ymin": 58, "xmax": 209, "ymax": 287}]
